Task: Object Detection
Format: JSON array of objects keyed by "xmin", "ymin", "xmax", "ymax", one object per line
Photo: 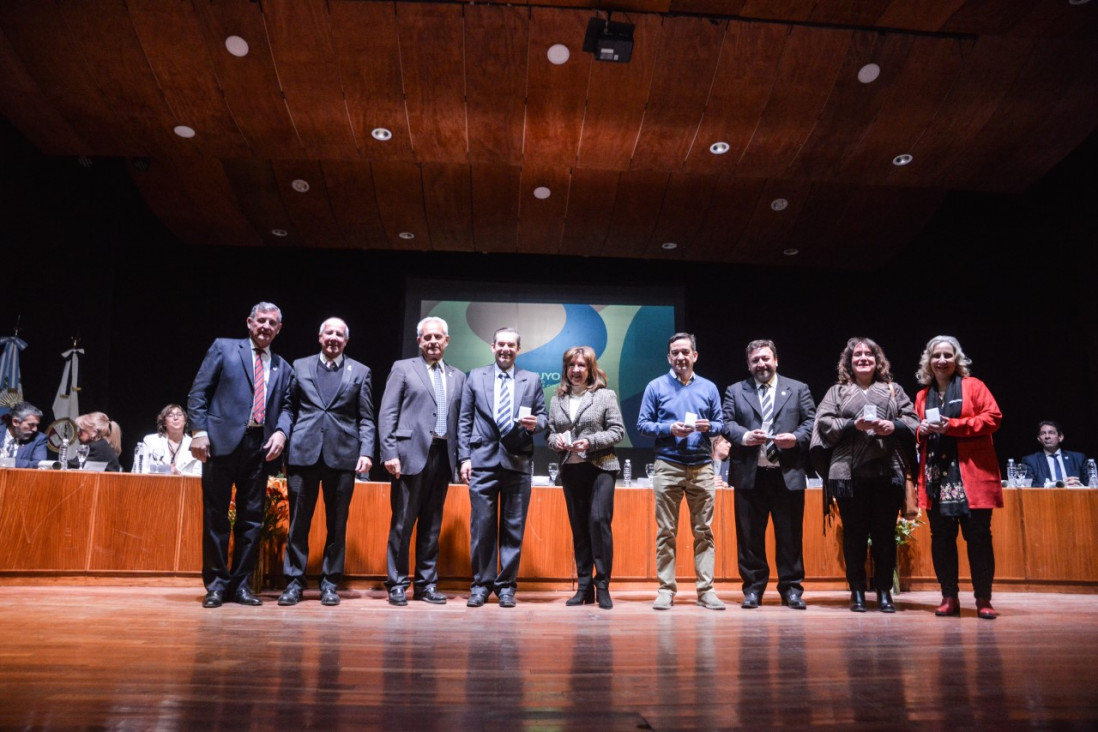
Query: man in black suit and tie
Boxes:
[
  {"xmin": 188, "ymin": 302, "xmax": 294, "ymax": 608},
  {"xmin": 458, "ymin": 327, "xmax": 547, "ymax": 608},
  {"xmin": 1021, "ymin": 420, "xmax": 1090, "ymax": 487},
  {"xmin": 277, "ymin": 317, "xmax": 375, "ymax": 607},
  {"xmin": 2, "ymin": 401, "xmax": 48, "ymax": 467},
  {"xmin": 379, "ymin": 316, "xmax": 465, "ymax": 606},
  {"xmin": 722, "ymin": 339, "xmax": 816, "ymax": 610}
]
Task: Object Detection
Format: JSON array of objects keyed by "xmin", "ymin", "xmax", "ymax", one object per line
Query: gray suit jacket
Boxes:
[
  {"xmin": 286, "ymin": 356, "xmax": 375, "ymax": 471},
  {"xmin": 722, "ymin": 375, "xmax": 816, "ymax": 492},
  {"xmin": 378, "ymin": 357, "xmax": 465, "ymax": 477},
  {"xmin": 546, "ymin": 388, "xmax": 625, "ymax": 472},
  {"xmin": 458, "ymin": 364, "xmax": 547, "ymax": 475}
]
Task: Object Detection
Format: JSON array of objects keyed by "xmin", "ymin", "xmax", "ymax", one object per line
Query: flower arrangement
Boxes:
[
  {"xmin": 894, "ymin": 513, "xmax": 923, "ymax": 547},
  {"xmin": 226, "ymin": 476, "xmax": 289, "ymax": 543}
]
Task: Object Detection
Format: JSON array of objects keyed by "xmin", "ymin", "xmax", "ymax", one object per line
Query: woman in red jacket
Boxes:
[{"xmin": 914, "ymin": 335, "xmax": 1003, "ymax": 619}]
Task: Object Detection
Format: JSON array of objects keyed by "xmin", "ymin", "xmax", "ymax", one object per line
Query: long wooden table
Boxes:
[{"xmin": 1, "ymin": 469, "xmax": 1095, "ymax": 591}]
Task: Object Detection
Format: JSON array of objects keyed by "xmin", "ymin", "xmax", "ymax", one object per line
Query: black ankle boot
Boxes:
[
  {"xmin": 566, "ymin": 586, "xmax": 595, "ymax": 606},
  {"xmin": 850, "ymin": 590, "xmax": 867, "ymax": 612},
  {"xmin": 877, "ymin": 590, "xmax": 895, "ymax": 613},
  {"xmin": 596, "ymin": 587, "xmax": 613, "ymax": 610}
]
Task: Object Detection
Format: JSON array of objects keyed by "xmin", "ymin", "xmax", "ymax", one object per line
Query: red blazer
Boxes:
[{"xmin": 915, "ymin": 377, "xmax": 1003, "ymax": 510}]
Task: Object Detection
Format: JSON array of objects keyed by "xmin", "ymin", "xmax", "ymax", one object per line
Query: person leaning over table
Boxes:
[
  {"xmin": 914, "ymin": 335, "xmax": 1003, "ymax": 620},
  {"xmin": 138, "ymin": 404, "xmax": 201, "ymax": 476},
  {"xmin": 546, "ymin": 345, "xmax": 625, "ymax": 610},
  {"xmin": 2, "ymin": 401, "xmax": 48, "ymax": 467},
  {"xmin": 813, "ymin": 337, "xmax": 917, "ymax": 614},
  {"xmin": 68, "ymin": 411, "xmax": 122, "ymax": 472}
]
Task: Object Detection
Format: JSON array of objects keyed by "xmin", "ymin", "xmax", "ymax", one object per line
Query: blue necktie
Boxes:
[
  {"xmin": 1051, "ymin": 454, "xmax": 1063, "ymax": 481},
  {"xmin": 496, "ymin": 372, "xmax": 512, "ymax": 432},
  {"xmin": 432, "ymin": 363, "xmax": 447, "ymax": 436}
]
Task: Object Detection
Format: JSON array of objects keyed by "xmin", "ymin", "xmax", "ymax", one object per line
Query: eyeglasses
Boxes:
[{"xmin": 167, "ymin": 412, "xmax": 186, "ymax": 419}]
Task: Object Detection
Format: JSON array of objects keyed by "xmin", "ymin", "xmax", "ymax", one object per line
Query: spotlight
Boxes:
[{"xmin": 582, "ymin": 16, "xmax": 634, "ymax": 63}]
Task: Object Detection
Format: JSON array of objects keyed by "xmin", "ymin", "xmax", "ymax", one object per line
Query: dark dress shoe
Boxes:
[
  {"xmin": 498, "ymin": 590, "xmax": 517, "ymax": 608},
  {"xmin": 277, "ymin": 587, "xmax": 302, "ymax": 606},
  {"xmin": 202, "ymin": 590, "xmax": 223, "ymax": 608},
  {"xmin": 877, "ymin": 590, "xmax": 896, "ymax": 613},
  {"xmin": 416, "ymin": 586, "xmax": 447, "ymax": 604},
  {"xmin": 321, "ymin": 589, "xmax": 340, "ymax": 606},
  {"xmin": 467, "ymin": 591, "xmax": 488, "ymax": 608},
  {"xmin": 234, "ymin": 587, "xmax": 263, "ymax": 606},
  {"xmin": 781, "ymin": 591, "xmax": 807, "ymax": 610},
  {"xmin": 388, "ymin": 586, "xmax": 408, "ymax": 606},
  {"xmin": 976, "ymin": 598, "xmax": 997, "ymax": 620},
  {"xmin": 741, "ymin": 591, "xmax": 760, "ymax": 609},
  {"xmin": 935, "ymin": 597, "xmax": 961, "ymax": 617},
  {"xmin": 850, "ymin": 590, "xmax": 867, "ymax": 612},
  {"xmin": 566, "ymin": 587, "xmax": 595, "ymax": 606},
  {"xmin": 596, "ymin": 587, "xmax": 613, "ymax": 610}
]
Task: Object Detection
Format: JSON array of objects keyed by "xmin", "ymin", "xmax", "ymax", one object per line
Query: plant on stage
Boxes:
[
  {"xmin": 895, "ymin": 514, "xmax": 922, "ymax": 547},
  {"xmin": 225, "ymin": 477, "xmax": 289, "ymax": 543}
]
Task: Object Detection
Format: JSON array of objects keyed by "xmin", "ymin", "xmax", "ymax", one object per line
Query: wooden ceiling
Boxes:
[{"xmin": 1, "ymin": 0, "xmax": 1096, "ymax": 269}]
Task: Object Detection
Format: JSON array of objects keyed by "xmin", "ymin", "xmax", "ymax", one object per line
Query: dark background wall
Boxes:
[{"xmin": 3, "ymin": 119, "xmax": 1096, "ymax": 475}]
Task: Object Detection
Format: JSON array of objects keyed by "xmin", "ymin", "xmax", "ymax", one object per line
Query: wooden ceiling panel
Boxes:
[
  {"xmin": 774, "ymin": 182, "xmax": 855, "ymax": 267},
  {"xmin": 517, "ymin": 166, "xmax": 571, "ymax": 254},
  {"xmin": 577, "ymin": 14, "xmax": 659, "ymax": 171},
  {"xmin": 397, "ymin": 3, "xmax": 469, "ymax": 164},
  {"xmin": 471, "ymin": 164, "xmax": 521, "ymax": 253},
  {"xmin": 330, "ymin": 1, "xmax": 413, "ymax": 162},
  {"xmin": 321, "ymin": 160, "xmax": 390, "ymax": 250},
  {"xmin": 738, "ymin": 0, "xmax": 816, "ymax": 23},
  {"xmin": 559, "ymin": 168, "xmax": 620, "ymax": 257},
  {"xmin": 465, "ymin": 4, "xmax": 528, "ymax": 166},
  {"xmin": 370, "ymin": 161, "xmax": 430, "ymax": 249},
  {"xmin": 808, "ymin": 1, "xmax": 891, "ymax": 28},
  {"xmin": 736, "ymin": 26, "xmax": 853, "ymax": 178},
  {"xmin": 693, "ymin": 175, "xmax": 766, "ymax": 260},
  {"xmin": 195, "ymin": 1, "xmax": 305, "ymax": 158},
  {"xmin": 127, "ymin": 0, "xmax": 249, "ymax": 159},
  {"xmin": 824, "ymin": 186, "xmax": 945, "ymax": 269},
  {"xmin": 643, "ymin": 173, "xmax": 718, "ymax": 260},
  {"xmin": 523, "ymin": 8, "xmax": 591, "ymax": 167},
  {"xmin": 220, "ymin": 159, "xmax": 294, "ymax": 246},
  {"xmin": 876, "ymin": 0, "xmax": 967, "ymax": 33},
  {"xmin": 599, "ymin": 170, "xmax": 668, "ymax": 257},
  {"xmin": 263, "ymin": 0, "xmax": 359, "ymax": 160},
  {"xmin": 941, "ymin": 0, "xmax": 1034, "ymax": 37},
  {"xmin": 668, "ymin": 0, "xmax": 747, "ymax": 15},
  {"xmin": 422, "ymin": 163, "xmax": 475, "ymax": 252},
  {"xmin": 727, "ymin": 178, "xmax": 812, "ymax": 264},
  {"xmin": 271, "ymin": 160, "xmax": 348, "ymax": 249},
  {"xmin": 0, "ymin": 26, "xmax": 85, "ymax": 156}
]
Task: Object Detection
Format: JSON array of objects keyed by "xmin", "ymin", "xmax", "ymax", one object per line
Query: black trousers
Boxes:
[
  {"xmin": 836, "ymin": 477, "xmax": 903, "ymax": 592},
  {"xmin": 283, "ymin": 460, "xmax": 356, "ymax": 591},
  {"xmin": 928, "ymin": 504, "xmax": 995, "ymax": 600},
  {"xmin": 386, "ymin": 440, "xmax": 451, "ymax": 590},
  {"xmin": 560, "ymin": 461, "xmax": 616, "ymax": 590},
  {"xmin": 468, "ymin": 466, "xmax": 530, "ymax": 595},
  {"xmin": 734, "ymin": 467, "xmax": 805, "ymax": 595},
  {"xmin": 201, "ymin": 427, "xmax": 269, "ymax": 594}
]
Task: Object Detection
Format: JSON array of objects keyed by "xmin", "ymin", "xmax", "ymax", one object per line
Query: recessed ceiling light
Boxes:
[
  {"xmin": 857, "ymin": 63, "xmax": 881, "ymax": 84},
  {"xmin": 783, "ymin": 248, "xmax": 799, "ymax": 256},
  {"xmin": 398, "ymin": 232, "xmax": 415, "ymax": 240},
  {"xmin": 1068, "ymin": 0, "xmax": 1090, "ymax": 6},
  {"xmin": 533, "ymin": 186, "xmax": 551, "ymax": 200},
  {"xmin": 547, "ymin": 44, "xmax": 570, "ymax": 65},
  {"xmin": 291, "ymin": 179, "xmax": 310, "ymax": 193},
  {"xmin": 771, "ymin": 198, "xmax": 789, "ymax": 211},
  {"xmin": 709, "ymin": 141, "xmax": 730, "ymax": 155},
  {"xmin": 893, "ymin": 153, "xmax": 913, "ymax": 166},
  {"xmin": 173, "ymin": 125, "xmax": 196, "ymax": 138},
  {"xmin": 661, "ymin": 242, "xmax": 678, "ymax": 250},
  {"xmin": 76, "ymin": 156, "xmax": 93, "ymax": 168},
  {"xmin": 271, "ymin": 229, "xmax": 288, "ymax": 237},
  {"xmin": 225, "ymin": 36, "xmax": 249, "ymax": 57},
  {"xmin": 371, "ymin": 128, "xmax": 393, "ymax": 141}
]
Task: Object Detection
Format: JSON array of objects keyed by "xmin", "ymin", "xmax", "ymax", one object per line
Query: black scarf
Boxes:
[{"xmin": 925, "ymin": 375, "xmax": 968, "ymax": 517}]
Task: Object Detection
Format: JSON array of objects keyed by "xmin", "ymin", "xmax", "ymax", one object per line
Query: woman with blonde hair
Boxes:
[{"xmin": 69, "ymin": 411, "xmax": 122, "ymax": 471}]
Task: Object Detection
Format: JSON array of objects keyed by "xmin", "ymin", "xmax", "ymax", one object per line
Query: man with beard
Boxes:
[{"xmin": 2, "ymin": 402, "xmax": 48, "ymax": 467}]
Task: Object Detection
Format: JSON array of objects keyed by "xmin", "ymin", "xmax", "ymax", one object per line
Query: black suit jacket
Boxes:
[
  {"xmin": 722, "ymin": 376, "xmax": 816, "ymax": 491},
  {"xmin": 286, "ymin": 356, "xmax": 375, "ymax": 471}
]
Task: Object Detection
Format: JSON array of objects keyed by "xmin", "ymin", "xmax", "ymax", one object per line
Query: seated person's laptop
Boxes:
[{"xmin": 83, "ymin": 461, "xmax": 109, "ymax": 472}]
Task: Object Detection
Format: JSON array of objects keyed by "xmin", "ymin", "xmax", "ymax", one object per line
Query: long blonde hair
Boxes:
[{"xmin": 77, "ymin": 412, "xmax": 122, "ymax": 455}]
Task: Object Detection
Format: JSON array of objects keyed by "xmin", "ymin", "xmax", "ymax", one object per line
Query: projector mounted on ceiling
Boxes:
[{"xmin": 582, "ymin": 16, "xmax": 634, "ymax": 63}]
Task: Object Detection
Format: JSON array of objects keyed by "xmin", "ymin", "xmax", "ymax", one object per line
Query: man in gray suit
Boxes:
[
  {"xmin": 379, "ymin": 316, "xmax": 465, "ymax": 606},
  {"xmin": 277, "ymin": 317, "xmax": 375, "ymax": 607},
  {"xmin": 722, "ymin": 339, "xmax": 816, "ymax": 610},
  {"xmin": 458, "ymin": 327, "xmax": 547, "ymax": 608}
]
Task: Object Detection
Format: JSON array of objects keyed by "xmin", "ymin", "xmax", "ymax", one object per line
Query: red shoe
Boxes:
[
  {"xmin": 976, "ymin": 598, "xmax": 998, "ymax": 620},
  {"xmin": 935, "ymin": 597, "xmax": 960, "ymax": 617}
]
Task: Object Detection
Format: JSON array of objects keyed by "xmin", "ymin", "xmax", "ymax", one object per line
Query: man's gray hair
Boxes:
[
  {"xmin": 249, "ymin": 301, "xmax": 282, "ymax": 322},
  {"xmin": 10, "ymin": 401, "xmax": 42, "ymax": 422},
  {"xmin": 319, "ymin": 317, "xmax": 350, "ymax": 339},
  {"xmin": 417, "ymin": 316, "xmax": 449, "ymax": 337}
]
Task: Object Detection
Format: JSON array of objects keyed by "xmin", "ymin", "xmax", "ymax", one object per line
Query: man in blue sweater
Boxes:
[{"xmin": 637, "ymin": 332, "xmax": 725, "ymax": 611}]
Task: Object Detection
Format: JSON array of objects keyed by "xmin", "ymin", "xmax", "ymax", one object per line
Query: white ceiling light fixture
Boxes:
[
  {"xmin": 893, "ymin": 153, "xmax": 914, "ymax": 166},
  {"xmin": 783, "ymin": 248, "xmax": 799, "ymax": 256},
  {"xmin": 225, "ymin": 36, "xmax": 249, "ymax": 58},
  {"xmin": 1068, "ymin": 0, "xmax": 1091, "ymax": 6},
  {"xmin": 547, "ymin": 44, "xmax": 571, "ymax": 65},
  {"xmin": 398, "ymin": 232, "xmax": 415, "ymax": 240},
  {"xmin": 661, "ymin": 242, "xmax": 678, "ymax": 250},
  {"xmin": 271, "ymin": 229, "xmax": 288, "ymax": 238},
  {"xmin": 291, "ymin": 179, "xmax": 310, "ymax": 193},
  {"xmin": 173, "ymin": 125, "xmax": 196, "ymax": 139},
  {"xmin": 709, "ymin": 141, "xmax": 730, "ymax": 155},
  {"xmin": 371, "ymin": 127, "xmax": 393, "ymax": 141},
  {"xmin": 533, "ymin": 186, "xmax": 552, "ymax": 200},
  {"xmin": 771, "ymin": 198, "xmax": 789, "ymax": 211},
  {"xmin": 857, "ymin": 63, "xmax": 881, "ymax": 84}
]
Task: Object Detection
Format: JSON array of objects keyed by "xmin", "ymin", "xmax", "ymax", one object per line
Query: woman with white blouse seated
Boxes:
[{"xmin": 139, "ymin": 404, "xmax": 201, "ymax": 476}]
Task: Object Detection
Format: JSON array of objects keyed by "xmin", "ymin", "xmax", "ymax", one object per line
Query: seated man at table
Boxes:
[
  {"xmin": 1021, "ymin": 420, "xmax": 1089, "ymax": 487},
  {"xmin": 2, "ymin": 402, "xmax": 48, "ymax": 467}
]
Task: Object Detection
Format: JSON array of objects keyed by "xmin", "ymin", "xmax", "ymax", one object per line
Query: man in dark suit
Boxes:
[
  {"xmin": 1021, "ymin": 420, "xmax": 1090, "ymax": 487},
  {"xmin": 277, "ymin": 317, "xmax": 375, "ymax": 607},
  {"xmin": 457, "ymin": 327, "xmax": 547, "ymax": 608},
  {"xmin": 379, "ymin": 316, "xmax": 465, "ymax": 606},
  {"xmin": 188, "ymin": 302, "xmax": 294, "ymax": 608},
  {"xmin": 2, "ymin": 401, "xmax": 48, "ymax": 467},
  {"xmin": 722, "ymin": 339, "xmax": 816, "ymax": 610}
]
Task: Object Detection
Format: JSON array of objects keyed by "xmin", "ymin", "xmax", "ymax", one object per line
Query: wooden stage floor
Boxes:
[{"xmin": 1, "ymin": 585, "xmax": 1095, "ymax": 730}]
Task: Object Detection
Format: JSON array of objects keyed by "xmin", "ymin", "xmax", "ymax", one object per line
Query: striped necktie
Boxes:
[
  {"xmin": 496, "ymin": 372, "xmax": 512, "ymax": 432},
  {"xmin": 759, "ymin": 383, "xmax": 777, "ymax": 462},
  {"xmin": 252, "ymin": 349, "xmax": 266, "ymax": 424},
  {"xmin": 432, "ymin": 363, "xmax": 447, "ymax": 436}
]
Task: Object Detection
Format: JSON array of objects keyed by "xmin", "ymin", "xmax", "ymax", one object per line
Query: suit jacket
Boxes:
[
  {"xmin": 546, "ymin": 388, "xmax": 624, "ymax": 473},
  {"xmin": 1021, "ymin": 449, "xmax": 1088, "ymax": 485},
  {"xmin": 13, "ymin": 432, "xmax": 49, "ymax": 468},
  {"xmin": 378, "ymin": 357, "xmax": 465, "ymax": 477},
  {"xmin": 458, "ymin": 364, "xmax": 547, "ymax": 475},
  {"xmin": 721, "ymin": 375, "xmax": 816, "ymax": 492},
  {"xmin": 187, "ymin": 337, "xmax": 293, "ymax": 461},
  {"xmin": 286, "ymin": 356, "xmax": 375, "ymax": 471}
]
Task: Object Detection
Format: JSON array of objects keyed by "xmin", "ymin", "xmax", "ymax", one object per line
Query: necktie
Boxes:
[
  {"xmin": 1051, "ymin": 454, "xmax": 1063, "ymax": 481},
  {"xmin": 432, "ymin": 363, "xmax": 447, "ymax": 436},
  {"xmin": 759, "ymin": 384, "xmax": 777, "ymax": 462},
  {"xmin": 496, "ymin": 372, "xmax": 512, "ymax": 432},
  {"xmin": 252, "ymin": 349, "xmax": 266, "ymax": 424}
]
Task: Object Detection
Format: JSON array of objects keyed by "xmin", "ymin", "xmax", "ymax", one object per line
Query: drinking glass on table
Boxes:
[
  {"xmin": 1013, "ymin": 463, "xmax": 1029, "ymax": 487},
  {"xmin": 645, "ymin": 463, "xmax": 655, "ymax": 480},
  {"xmin": 75, "ymin": 444, "xmax": 90, "ymax": 470}
]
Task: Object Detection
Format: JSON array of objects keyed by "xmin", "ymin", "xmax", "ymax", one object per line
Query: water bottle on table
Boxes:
[
  {"xmin": 622, "ymin": 459, "xmax": 632, "ymax": 486},
  {"xmin": 1088, "ymin": 459, "xmax": 1098, "ymax": 489}
]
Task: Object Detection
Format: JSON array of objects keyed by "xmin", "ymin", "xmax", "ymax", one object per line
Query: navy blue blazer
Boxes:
[
  {"xmin": 1021, "ymin": 450, "xmax": 1089, "ymax": 485},
  {"xmin": 458, "ymin": 364, "xmax": 547, "ymax": 475},
  {"xmin": 13, "ymin": 432, "xmax": 49, "ymax": 468},
  {"xmin": 187, "ymin": 338, "xmax": 293, "ymax": 459}
]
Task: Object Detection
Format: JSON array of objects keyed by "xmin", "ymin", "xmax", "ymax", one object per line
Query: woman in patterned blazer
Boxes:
[{"xmin": 547, "ymin": 346, "xmax": 625, "ymax": 610}]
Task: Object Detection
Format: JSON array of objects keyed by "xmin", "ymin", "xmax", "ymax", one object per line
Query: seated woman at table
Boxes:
[
  {"xmin": 139, "ymin": 403, "xmax": 201, "ymax": 476},
  {"xmin": 68, "ymin": 412, "xmax": 122, "ymax": 472},
  {"xmin": 814, "ymin": 337, "xmax": 918, "ymax": 613}
]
